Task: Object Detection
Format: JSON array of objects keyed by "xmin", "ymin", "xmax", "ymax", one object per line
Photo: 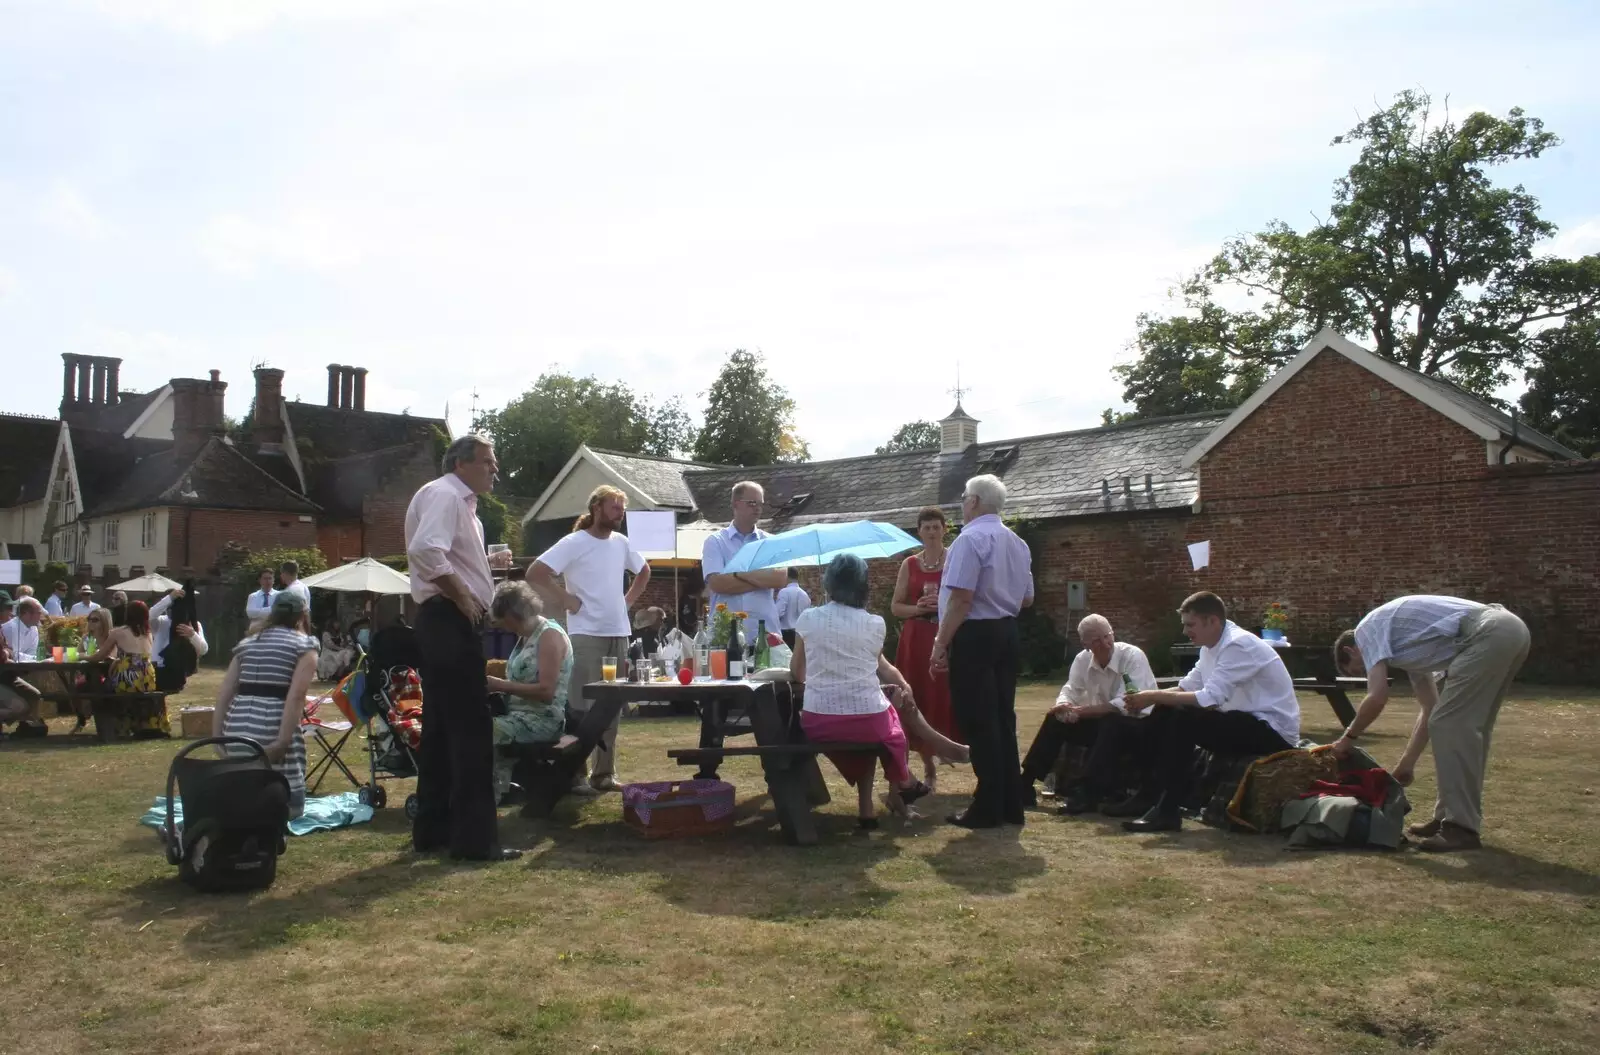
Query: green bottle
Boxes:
[{"xmin": 754, "ymin": 619, "xmax": 772, "ymax": 670}]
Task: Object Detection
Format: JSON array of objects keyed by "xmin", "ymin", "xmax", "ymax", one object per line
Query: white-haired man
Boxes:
[
  {"xmin": 931, "ymin": 474, "xmax": 1034, "ymax": 828},
  {"xmin": 1019, "ymin": 613, "xmax": 1158, "ymax": 815}
]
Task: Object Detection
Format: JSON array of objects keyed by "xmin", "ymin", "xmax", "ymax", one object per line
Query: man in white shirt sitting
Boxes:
[
  {"xmin": 1019, "ymin": 613, "xmax": 1159, "ymax": 815},
  {"xmin": 1119, "ymin": 591, "xmax": 1300, "ymax": 833},
  {"xmin": 0, "ymin": 597, "xmax": 46, "ymax": 737},
  {"xmin": 244, "ymin": 568, "xmax": 277, "ymax": 623},
  {"xmin": 69, "ymin": 586, "xmax": 99, "ymax": 618}
]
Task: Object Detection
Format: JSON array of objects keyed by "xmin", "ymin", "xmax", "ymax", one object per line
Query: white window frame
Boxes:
[
  {"xmin": 140, "ymin": 511, "xmax": 157, "ymax": 550},
  {"xmin": 102, "ymin": 519, "xmax": 119, "ymax": 555}
]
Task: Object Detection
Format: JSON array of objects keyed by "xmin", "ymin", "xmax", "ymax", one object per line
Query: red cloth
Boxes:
[
  {"xmin": 801, "ymin": 704, "xmax": 911, "ymax": 787},
  {"xmin": 1300, "ymin": 768, "xmax": 1390, "ymax": 808},
  {"xmin": 893, "ymin": 555, "xmax": 955, "ymax": 745}
]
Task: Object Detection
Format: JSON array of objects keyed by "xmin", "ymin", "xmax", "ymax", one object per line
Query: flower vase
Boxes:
[{"xmin": 1262, "ymin": 628, "xmax": 1287, "ymax": 644}]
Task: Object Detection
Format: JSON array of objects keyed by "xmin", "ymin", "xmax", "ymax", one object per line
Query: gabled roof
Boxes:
[
  {"xmin": 0, "ymin": 414, "xmax": 62, "ymax": 507},
  {"xmin": 284, "ymin": 401, "xmax": 444, "ymax": 459},
  {"xmin": 81, "ymin": 435, "xmax": 320, "ymax": 518},
  {"xmin": 684, "ymin": 412, "xmax": 1228, "ymax": 529},
  {"xmin": 521, "ymin": 445, "xmax": 730, "ymax": 526},
  {"xmin": 1182, "ymin": 328, "xmax": 1582, "ymax": 467},
  {"xmin": 70, "ymin": 431, "xmax": 172, "ymax": 513}
]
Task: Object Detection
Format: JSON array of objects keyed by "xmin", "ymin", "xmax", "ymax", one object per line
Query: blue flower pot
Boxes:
[{"xmin": 1262, "ymin": 628, "xmax": 1286, "ymax": 642}]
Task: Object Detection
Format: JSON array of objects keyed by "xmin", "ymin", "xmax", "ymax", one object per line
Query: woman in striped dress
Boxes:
[{"xmin": 212, "ymin": 591, "xmax": 319, "ymax": 818}]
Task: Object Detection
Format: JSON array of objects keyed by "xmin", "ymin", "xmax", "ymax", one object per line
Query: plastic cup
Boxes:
[
  {"xmin": 601, "ymin": 657, "xmax": 618, "ymax": 682},
  {"xmin": 709, "ymin": 649, "xmax": 728, "ymax": 680},
  {"xmin": 65, "ymin": 647, "xmax": 78, "ymax": 662},
  {"xmin": 51, "ymin": 646, "xmax": 65, "ymax": 663}
]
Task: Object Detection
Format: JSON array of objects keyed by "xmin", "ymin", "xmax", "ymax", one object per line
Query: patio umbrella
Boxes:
[
  {"xmin": 298, "ymin": 558, "xmax": 412, "ymax": 595},
  {"xmin": 109, "ymin": 573, "xmax": 183, "ymax": 593},
  {"xmin": 721, "ymin": 520, "xmax": 920, "ymax": 573}
]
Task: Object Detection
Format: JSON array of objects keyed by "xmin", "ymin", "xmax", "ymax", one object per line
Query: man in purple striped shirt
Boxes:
[{"xmin": 931, "ymin": 473, "xmax": 1034, "ymax": 828}]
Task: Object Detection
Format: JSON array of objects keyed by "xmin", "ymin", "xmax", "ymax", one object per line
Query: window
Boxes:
[
  {"xmin": 102, "ymin": 519, "xmax": 119, "ymax": 555},
  {"xmin": 140, "ymin": 511, "xmax": 157, "ymax": 550}
]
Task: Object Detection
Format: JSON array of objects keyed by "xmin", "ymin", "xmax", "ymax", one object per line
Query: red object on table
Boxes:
[{"xmin": 677, "ymin": 666, "xmax": 693, "ymax": 685}]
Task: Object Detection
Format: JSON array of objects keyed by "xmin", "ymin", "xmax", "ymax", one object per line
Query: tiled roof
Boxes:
[
  {"xmin": 589, "ymin": 449, "xmax": 728, "ymax": 509},
  {"xmin": 71, "ymin": 431, "xmax": 172, "ymax": 513},
  {"xmin": 309, "ymin": 443, "xmax": 431, "ymax": 519},
  {"xmin": 285, "ymin": 402, "xmax": 444, "ymax": 459},
  {"xmin": 1403, "ymin": 368, "xmax": 1580, "ymax": 460},
  {"xmin": 684, "ymin": 413, "xmax": 1227, "ymax": 529},
  {"xmin": 82, "ymin": 436, "xmax": 320, "ymax": 517},
  {"xmin": 0, "ymin": 414, "xmax": 61, "ymax": 506}
]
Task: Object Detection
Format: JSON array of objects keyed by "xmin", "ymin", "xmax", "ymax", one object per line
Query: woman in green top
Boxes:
[{"xmin": 486, "ymin": 582, "xmax": 574, "ymax": 801}]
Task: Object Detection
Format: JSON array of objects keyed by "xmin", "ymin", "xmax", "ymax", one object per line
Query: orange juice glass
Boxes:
[{"xmin": 709, "ymin": 649, "xmax": 728, "ymax": 680}]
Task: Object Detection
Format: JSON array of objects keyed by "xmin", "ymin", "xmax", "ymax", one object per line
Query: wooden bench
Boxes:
[
  {"xmin": 37, "ymin": 691, "xmax": 167, "ymax": 743},
  {"xmin": 497, "ymin": 695, "xmax": 625, "ymax": 819},
  {"xmin": 1155, "ymin": 675, "xmax": 1360, "ymax": 726}
]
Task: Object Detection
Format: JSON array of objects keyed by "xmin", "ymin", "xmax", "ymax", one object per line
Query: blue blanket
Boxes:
[{"xmin": 139, "ymin": 791, "xmax": 374, "ymax": 836}]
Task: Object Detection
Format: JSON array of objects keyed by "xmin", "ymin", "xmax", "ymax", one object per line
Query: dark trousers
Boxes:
[
  {"xmin": 1020, "ymin": 712, "xmax": 1149, "ymax": 797},
  {"xmin": 412, "ymin": 597, "xmax": 499, "ymax": 856},
  {"xmin": 1149, "ymin": 706, "xmax": 1291, "ymax": 806},
  {"xmin": 948, "ymin": 616, "xmax": 1023, "ymax": 824},
  {"xmin": 781, "ymin": 629, "xmax": 797, "ymax": 650}
]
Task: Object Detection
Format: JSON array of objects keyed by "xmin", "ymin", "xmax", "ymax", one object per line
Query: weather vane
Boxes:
[{"xmin": 949, "ymin": 364, "xmax": 972, "ymax": 407}]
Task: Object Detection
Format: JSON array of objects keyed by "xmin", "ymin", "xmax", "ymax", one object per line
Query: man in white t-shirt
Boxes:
[
  {"xmin": 528, "ymin": 485, "xmax": 650, "ymax": 793},
  {"xmin": 69, "ymin": 586, "xmax": 99, "ymax": 618}
]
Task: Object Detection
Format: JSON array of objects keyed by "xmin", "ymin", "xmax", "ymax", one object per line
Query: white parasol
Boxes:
[{"xmin": 297, "ymin": 558, "xmax": 412, "ymax": 596}]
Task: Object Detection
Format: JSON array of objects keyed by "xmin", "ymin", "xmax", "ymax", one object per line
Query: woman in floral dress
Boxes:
[{"xmin": 485, "ymin": 582, "xmax": 573, "ymax": 801}]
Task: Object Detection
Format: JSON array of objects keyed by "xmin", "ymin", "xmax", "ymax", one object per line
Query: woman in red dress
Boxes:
[{"xmin": 892, "ymin": 506, "xmax": 957, "ymax": 787}]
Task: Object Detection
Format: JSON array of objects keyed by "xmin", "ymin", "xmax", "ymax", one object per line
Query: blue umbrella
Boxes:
[{"xmin": 721, "ymin": 520, "xmax": 921, "ymax": 573}]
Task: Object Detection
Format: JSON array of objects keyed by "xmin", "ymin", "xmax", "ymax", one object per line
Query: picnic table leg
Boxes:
[
  {"xmin": 1325, "ymin": 688, "xmax": 1357, "ymax": 727},
  {"xmin": 803, "ymin": 756, "xmax": 831, "ymax": 806},
  {"xmin": 748, "ymin": 684, "xmax": 820, "ymax": 845}
]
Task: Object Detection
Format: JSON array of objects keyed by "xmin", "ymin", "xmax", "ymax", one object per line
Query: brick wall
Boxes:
[
  {"xmin": 317, "ymin": 523, "xmax": 364, "ymax": 565},
  {"xmin": 164, "ymin": 507, "xmax": 319, "ymax": 576},
  {"xmin": 361, "ymin": 447, "xmax": 435, "ymax": 559}
]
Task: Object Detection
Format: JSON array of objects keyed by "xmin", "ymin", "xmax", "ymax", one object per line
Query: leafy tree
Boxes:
[
  {"xmin": 876, "ymin": 420, "xmax": 940, "ymax": 454},
  {"xmin": 1107, "ymin": 91, "xmax": 1600, "ymax": 421},
  {"xmin": 477, "ymin": 491, "xmax": 518, "ymax": 551},
  {"xmin": 474, "ymin": 372, "xmax": 696, "ymax": 497},
  {"xmin": 1519, "ymin": 320, "xmax": 1600, "ymax": 456},
  {"xmin": 693, "ymin": 349, "xmax": 809, "ymax": 466}
]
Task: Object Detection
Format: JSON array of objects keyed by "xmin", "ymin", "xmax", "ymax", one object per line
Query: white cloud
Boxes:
[
  {"xmin": 1545, "ymin": 219, "xmax": 1600, "ymax": 259},
  {"xmin": 90, "ymin": 0, "xmax": 413, "ymax": 43},
  {"xmin": 198, "ymin": 212, "xmax": 362, "ymax": 276},
  {"xmin": 38, "ymin": 184, "xmax": 107, "ymax": 240},
  {"xmin": 0, "ymin": 265, "xmax": 16, "ymax": 301}
]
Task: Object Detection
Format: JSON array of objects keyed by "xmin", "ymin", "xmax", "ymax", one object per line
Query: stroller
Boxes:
[
  {"xmin": 159, "ymin": 736, "xmax": 289, "ymax": 893},
  {"xmin": 331, "ymin": 623, "xmax": 424, "ymax": 819}
]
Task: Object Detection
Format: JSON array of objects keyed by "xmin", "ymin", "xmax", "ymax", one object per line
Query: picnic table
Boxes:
[
  {"xmin": 1166, "ymin": 643, "xmax": 1362, "ymax": 725},
  {"xmin": 0, "ymin": 658, "xmax": 154, "ymax": 743},
  {"xmin": 581, "ymin": 678, "xmax": 875, "ymax": 846}
]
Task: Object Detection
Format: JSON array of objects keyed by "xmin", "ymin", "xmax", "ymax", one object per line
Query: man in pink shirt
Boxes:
[{"xmin": 405, "ymin": 435, "xmax": 519, "ymax": 862}]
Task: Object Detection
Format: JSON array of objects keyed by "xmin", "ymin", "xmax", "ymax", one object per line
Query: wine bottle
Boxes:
[
  {"xmin": 727, "ymin": 615, "xmax": 746, "ymax": 680},
  {"xmin": 754, "ymin": 619, "xmax": 771, "ymax": 670}
]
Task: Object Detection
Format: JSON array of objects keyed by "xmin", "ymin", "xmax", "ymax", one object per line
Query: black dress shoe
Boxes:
[
  {"xmin": 1100, "ymin": 792, "xmax": 1157, "ymax": 818},
  {"xmin": 450, "ymin": 847, "xmax": 524, "ymax": 862},
  {"xmin": 1121, "ymin": 804, "xmax": 1182, "ymax": 833},
  {"xmin": 946, "ymin": 811, "xmax": 1001, "ymax": 829},
  {"xmin": 1057, "ymin": 790, "xmax": 1096, "ymax": 816}
]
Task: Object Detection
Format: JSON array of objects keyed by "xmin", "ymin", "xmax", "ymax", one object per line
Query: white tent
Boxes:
[{"xmin": 298, "ymin": 557, "xmax": 411, "ymax": 595}]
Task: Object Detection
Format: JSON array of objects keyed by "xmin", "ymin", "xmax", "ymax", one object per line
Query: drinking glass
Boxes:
[
  {"xmin": 601, "ymin": 656, "xmax": 618, "ymax": 682},
  {"xmin": 486, "ymin": 543, "xmax": 512, "ymax": 571},
  {"xmin": 51, "ymin": 646, "xmax": 65, "ymax": 663},
  {"xmin": 65, "ymin": 646, "xmax": 78, "ymax": 662},
  {"xmin": 709, "ymin": 649, "xmax": 728, "ymax": 680}
]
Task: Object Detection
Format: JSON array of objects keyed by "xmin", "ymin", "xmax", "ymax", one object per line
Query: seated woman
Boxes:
[
  {"xmin": 317, "ymin": 623, "xmax": 355, "ymax": 681},
  {"xmin": 485, "ymin": 581, "xmax": 574, "ymax": 802},
  {"xmin": 213, "ymin": 591, "xmax": 319, "ymax": 818},
  {"xmin": 88, "ymin": 601, "xmax": 166, "ymax": 738},
  {"xmin": 791, "ymin": 554, "xmax": 968, "ymax": 829}
]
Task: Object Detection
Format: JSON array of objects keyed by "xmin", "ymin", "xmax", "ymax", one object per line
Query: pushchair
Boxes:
[
  {"xmin": 329, "ymin": 623, "xmax": 424, "ymax": 819},
  {"xmin": 159, "ymin": 736, "xmax": 289, "ymax": 893}
]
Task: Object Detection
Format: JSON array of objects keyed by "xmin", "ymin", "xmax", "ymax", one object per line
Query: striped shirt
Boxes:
[
  {"xmin": 1354, "ymin": 595, "xmax": 1487, "ymax": 674},
  {"xmin": 222, "ymin": 627, "xmax": 318, "ymax": 803}
]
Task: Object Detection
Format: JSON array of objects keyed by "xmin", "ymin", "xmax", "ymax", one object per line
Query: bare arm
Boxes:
[
  {"xmin": 704, "ymin": 568, "xmax": 788, "ymax": 595},
  {"xmin": 1392, "ymin": 671, "xmax": 1437, "ymax": 784},
  {"xmin": 488, "ymin": 630, "xmax": 569, "ymax": 702},
  {"xmin": 889, "ymin": 559, "xmax": 922, "ymax": 620},
  {"xmin": 1332, "ymin": 661, "xmax": 1392, "ymax": 756},
  {"xmin": 88, "ymin": 627, "xmax": 127, "ymax": 662},
  {"xmin": 876, "ymin": 653, "xmax": 914, "ymax": 701},
  {"xmin": 526, "ymin": 561, "xmax": 580, "ymax": 613},
  {"xmin": 624, "ymin": 563, "xmax": 651, "ymax": 608},
  {"xmin": 789, "ymin": 635, "xmax": 806, "ymax": 683}
]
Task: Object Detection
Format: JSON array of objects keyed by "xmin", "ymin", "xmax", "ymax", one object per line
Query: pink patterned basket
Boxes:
[{"xmin": 621, "ymin": 779, "xmax": 735, "ymax": 839}]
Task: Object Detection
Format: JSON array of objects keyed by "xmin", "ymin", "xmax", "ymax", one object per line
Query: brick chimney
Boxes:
[
  {"xmin": 170, "ymin": 370, "xmax": 228, "ymax": 463},
  {"xmin": 352, "ymin": 367, "xmax": 367, "ymax": 411},
  {"xmin": 60, "ymin": 353, "xmax": 125, "ymax": 425},
  {"xmin": 323, "ymin": 364, "xmax": 369, "ymax": 410},
  {"xmin": 252, "ymin": 366, "xmax": 286, "ymax": 452},
  {"xmin": 327, "ymin": 363, "xmax": 340, "ymax": 406}
]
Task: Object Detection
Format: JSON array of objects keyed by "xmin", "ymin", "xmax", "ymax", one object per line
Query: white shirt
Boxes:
[
  {"xmin": 536, "ymin": 530, "xmax": 646, "ymax": 638},
  {"xmin": 44, "ymin": 594, "xmax": 64, "ymax": 617},
  {"xmin": 1057, "ymin": 641, "xmax": 1158, "ymax": 716},
  {"xmin": 1177, "ymin": 620, "xmax": 1300, "ymax": 745},
  {"xmin": 406, "ymin": 473, "xmax": 494, "ymax": 608},
  {"xmin": 245, "ymin": 587, "xmax": 277, "ymax": 620},
  {"xmin": 2, "ymin": 618, "xmax": 39, "ymax": 661},
  {"xmin": 149, "ymin": 594, "xmax": 209, "ymax": 668},
  {"xmin": 777, "ymin": 582, "xmax": 812, "ymax": 630},
  {"xmin": 69, "ymin": 601, "xmax": 99, "ymax": 617},
  {"xmin": 795, "ymin": 603, "xmax": 888, "ymax": 716},
  {"xmin": 701, "ymin": 523, "xmax": 784, "ymax": 637},
  {"xmin": 277, "ymin": 580, "xmax": 312, "ymax": 613},
  {"xmin": 1354, "ymin": 595, "xmax": 1486, "ymax": 674}
]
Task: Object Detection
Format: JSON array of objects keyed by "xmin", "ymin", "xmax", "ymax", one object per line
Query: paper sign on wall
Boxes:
[
  {"xmin": 0, "ymin": 560, "xmax": 22, "ymax": 585},
  {"xmin": 626, "ymin": 509, "xmax": 678, "ymax": 558},
  {"xmin": 1187, "ymin": 541, "xmax": 1211, "ymax": 571}
]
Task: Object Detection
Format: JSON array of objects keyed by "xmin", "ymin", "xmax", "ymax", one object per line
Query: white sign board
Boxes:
[
  {"xmin": 0, "ymin": 560, "xmax": 21, "ymax": 585},
  {"xmin": 626, "ymin": 509, "xmax": 678, "ymax": 558},
  {"xmin": 1187, "ymin": 541, "xmax": 1211, "ymax": 571}
]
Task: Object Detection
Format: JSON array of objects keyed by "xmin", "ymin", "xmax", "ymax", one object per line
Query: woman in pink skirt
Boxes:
[{"xmin": 792, "ymin": 554, "xmax": 968, "ymax": 829}]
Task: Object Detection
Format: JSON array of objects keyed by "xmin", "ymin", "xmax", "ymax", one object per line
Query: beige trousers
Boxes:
[
  {"xmin": 1428, "ymin": 605, "xmax": 1530, "ymax": 834},
  {"xmin": 569, "ymin": 634, "xmax": 628, "ymax": 782}
]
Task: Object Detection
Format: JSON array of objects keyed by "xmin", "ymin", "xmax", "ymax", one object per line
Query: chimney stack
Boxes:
[
  {"xmin": 59, "ymin": 353, "xmax": 127, "ymax": 424},
  {"xmin": 327, "ymin": 364, "xmax": 340, "ymax": 407},
  {"xmin": 170, "ymin": 371, "xmax": 228, "ymax": 463},
  {"xmin": 252, "ymin": 367, "xmax": 286, "ymax": 452},
  {"xmin": 323, "ymin": 364, "xmax": 370, "ymax": 411},
  {"xmin": 353, "ymin": 367, "xmax": 367, "ymax": 411}
]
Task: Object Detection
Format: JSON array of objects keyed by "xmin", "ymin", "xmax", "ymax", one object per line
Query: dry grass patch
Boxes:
[{"xmin": 1, "ymin": 672, "xmax": 1597, "ymax": 1054}]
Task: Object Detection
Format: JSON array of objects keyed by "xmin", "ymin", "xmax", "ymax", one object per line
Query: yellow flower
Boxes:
[
  {"xmin": 735, "ymin": 611, "xmax": 749, "ymax": 619},
  {"xmin": 716, "ymin": 603, "xmax": 728, "ymax": 612}
]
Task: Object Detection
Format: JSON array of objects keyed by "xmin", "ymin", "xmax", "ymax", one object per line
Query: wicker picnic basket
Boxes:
[
  {"xmin": 1227, "ymin": 746, "xmax": 1340, "ymax": 833},
  {"xmin": 621, "ymin": 779, "xmax": 735, "ymax": 839}
]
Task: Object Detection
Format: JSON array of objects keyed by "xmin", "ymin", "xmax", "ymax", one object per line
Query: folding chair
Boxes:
[{"xmin": 301, "ymin": 691, "xmax": 361, "ymax": 795}]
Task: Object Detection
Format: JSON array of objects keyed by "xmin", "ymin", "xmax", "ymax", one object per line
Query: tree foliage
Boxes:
[
  {"xmin": 474, "ymin": 372, "xmax": 696, "ymax": 497},
  {"xmin": 1519, "ymin": 320, "xmax": 1600, "ymax": 457},
  {"xmin": 876, "ymin": 420, "xmax": 941, "ymax": 454},
  {"xmin": 1108, "ymin": 91, "xmax": 1600, "ymax": 422},
  {"xmin": 692, "ymin": 349, "xmax": 809, "ymax": 466},
  {"xmin": 477, "ymin": 491, "xmax": 518, "ymax": 551}
]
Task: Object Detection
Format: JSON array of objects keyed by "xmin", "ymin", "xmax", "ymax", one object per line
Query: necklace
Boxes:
[{"xmin": 917, "ymin": 549, "xmax": 945, "ymax": 572}]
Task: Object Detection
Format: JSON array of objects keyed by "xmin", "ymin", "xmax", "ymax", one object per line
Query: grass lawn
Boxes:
[{"xmin": 2, "ymin": 675, "xmax": 1597, "ymax": 1055}]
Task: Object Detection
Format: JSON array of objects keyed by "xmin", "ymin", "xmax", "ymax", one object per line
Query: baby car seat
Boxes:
[{"xmin": 160, "ymin": 737, "xmax": 290, "ymax": 893}]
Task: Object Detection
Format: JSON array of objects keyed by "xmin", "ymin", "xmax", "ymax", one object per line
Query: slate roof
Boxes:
[
  {"xmin": 0, "ymin": 414, "xmax": 61, "ymax": 506},
  {"xmin": 82, "ymin": 436, "xmax": 320, "ymax": 518},
  {"xmin": 1403, "ymin": 368, "xmax": 1580, "ymax": 460},
  {"xmin": 309, "ymin": 444, "xmax": 430, "ymax": 519},
  {"xmin": 85, "ymin": 388, "xmax": 165, "ymax": 437},
  {"xmin": 589, "ymin": 449, "xmax": 729, "ymax": 509},
  {"xmin": 684, "ymin": 412, "xmax": 1228, "ymax": 529},
  {"xmin": 285, "ymin": 402, "xmax": 444, "ymax": 459},
  {"xmin": 71, "ymin": 431, "xmax": 172, "ymax": 513}
]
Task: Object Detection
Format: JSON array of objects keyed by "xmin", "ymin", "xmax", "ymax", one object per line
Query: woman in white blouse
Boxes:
[{"xmin": 791, "ymin": 554, "xmax": 968, "ymax": 829}]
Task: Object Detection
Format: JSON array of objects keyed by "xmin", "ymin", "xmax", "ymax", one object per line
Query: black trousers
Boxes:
[
  {"xmin": 1149, "ymin": 706, "xmax": 1292, "ymax": 805},
  {"xmin": 1019, "ymin": 712, "xmax": 1155, "ymax": 796},
  {"xmin": 949, "ymin": 616, "xmax": 1023, "ymax": 824},
  {"xmin": 412, "ymin": 597, "xmax": 499, "ymax": 856}
]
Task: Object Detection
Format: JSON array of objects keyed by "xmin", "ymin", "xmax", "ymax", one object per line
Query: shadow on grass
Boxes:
[
  {"xmin": 1396, "ymin": 844, "xmax": 1600, "ymax": 898},
  {"xmin": 925, "ymin": 823, "xmax": 1047, "ymax": 894},
  {"xmin": 0, "ymin": 732, "xmax": 122, "ymax": 752}
]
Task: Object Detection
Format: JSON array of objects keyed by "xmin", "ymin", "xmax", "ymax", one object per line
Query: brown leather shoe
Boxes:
[
  {"xmin": 1415, "ymin": 821, "xmax": 1481, "ymax": 853},
  {"xmin": 1406, "ymin": 817, "xmax": 1443, "ymax": 839}
]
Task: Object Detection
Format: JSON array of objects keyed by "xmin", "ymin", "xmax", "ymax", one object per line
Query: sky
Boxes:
[{"xmin": 2, "ymin": 0, "xmax": 1598, "ymax": 460}]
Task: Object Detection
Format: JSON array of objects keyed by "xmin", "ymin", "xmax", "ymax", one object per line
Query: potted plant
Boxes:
[{"xmin": 1262, "ymin": 602, "xmax": 1289, "ymax": 644}]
